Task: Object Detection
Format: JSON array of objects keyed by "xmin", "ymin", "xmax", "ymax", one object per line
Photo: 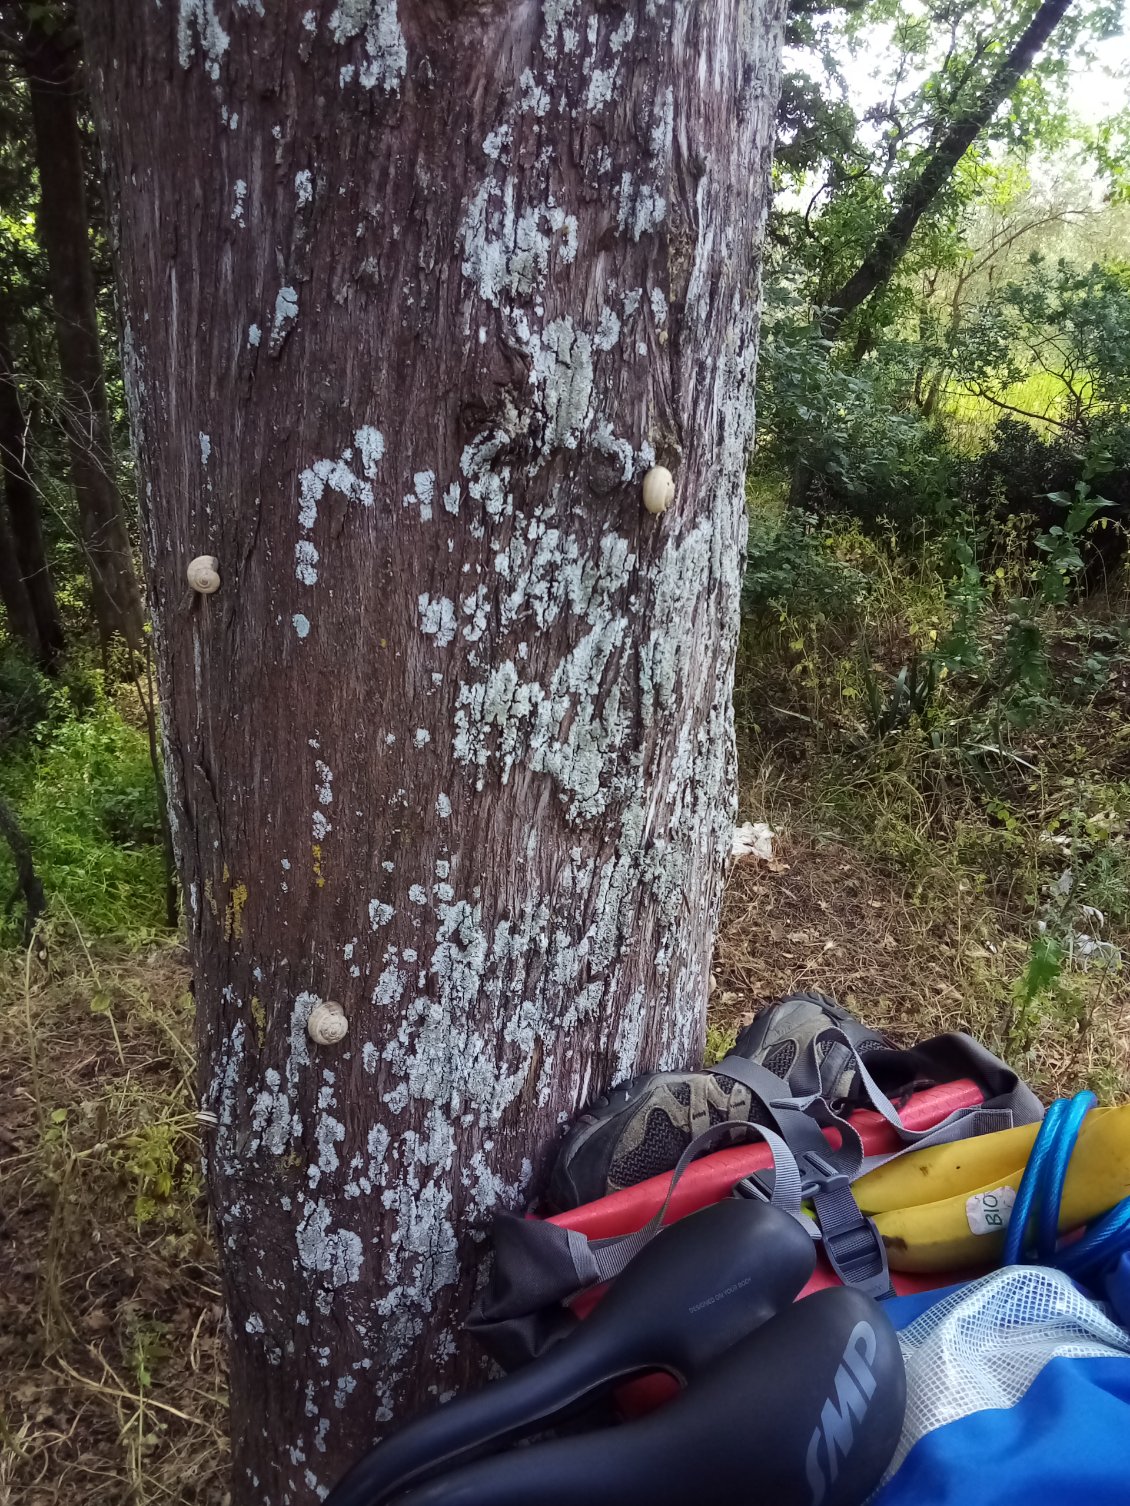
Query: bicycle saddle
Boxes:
[
  {"xmin": 326, "ymin": 1198, "xmax": 817, "ymax": 1506},
  {"xmin": 394, "ymin": 1286, "xmax": 906, "ymax": 1506}
]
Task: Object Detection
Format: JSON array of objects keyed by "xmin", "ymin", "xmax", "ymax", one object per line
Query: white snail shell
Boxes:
[
  {"xmin": 642, "ymin": 466, "xmax": 675, "ymax": 516},
  {"xmin": 187, "ymin": 555, "xmax": 221, "ymax": 594},
  {"xmin": 307, "ymin": 1000, "xmax": 348, "ymax": 1046}
]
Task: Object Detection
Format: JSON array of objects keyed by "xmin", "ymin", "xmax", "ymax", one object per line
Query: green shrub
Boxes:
[
  {"xmin": 753, "ymin": 301, "xmax": 957, "ymax": 539},
  {"xmin": 743, "ymin": 506, "xmax": 871, "ymax": 622},
  {"xmin": 0, "ymin": 697, "xmax": 168, "ymax": 941},
  {"xmin": 0, "ymin": 646, "xmax": 53, "ymax": 738}
]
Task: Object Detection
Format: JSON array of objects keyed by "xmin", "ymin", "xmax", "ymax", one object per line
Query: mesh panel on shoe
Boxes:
[
  {"xmin": 609, "ymin": 1107, "xmax": 689, "ymax": 1187},
  {"xmin": 759, "ymin": 1040, "xmax": 797, "ymax": 1080},
  {"xmin": 855, "ymin": 1037, "xmax": 887, "ymax": 1058},
  {"xmin": 607, "ymin": 1079, "xmax": 750, "ymax": 1191}
]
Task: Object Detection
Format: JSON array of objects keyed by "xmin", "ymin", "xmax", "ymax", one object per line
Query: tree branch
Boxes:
[
  {"xmin": 965, "ymin": 380, "xmax": 1077, "ymax": 432},
  {"xmin": 820, "ymin": 0, "xmax": 1074, "ymax": 338}
]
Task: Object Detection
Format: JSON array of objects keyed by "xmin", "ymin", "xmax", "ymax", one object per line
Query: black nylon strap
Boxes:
[
  {"xmin": 711, "ymin": 1050, "xmax": 889, "ymax": 1300},
  {"xmin": 814, "ymin": 1179, "xmax": 893, "ymax": 1299}
]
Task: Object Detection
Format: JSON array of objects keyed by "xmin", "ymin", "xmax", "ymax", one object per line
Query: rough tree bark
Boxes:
[
  {"xmin": 821, "ymin": 0, "xmax": 1072, "ymax": 337},
  {"xmin": 78, "ymin": 3, "xmax": 785, "ymax": 1502},
  {"xmin": 21, "ymin": 16, "xmax": 145, "ymax": 651},
  {"xmin": 0, "ymin": 312, "xmax": 65, "ymax": 670}
]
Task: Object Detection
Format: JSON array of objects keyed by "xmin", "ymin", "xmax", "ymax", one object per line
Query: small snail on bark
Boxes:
[
  {"xmin": 187, "ymin": 555, "xmax": 221, "ymax": 594},
  {"xmin": 307, "ymin": 999, "xmax": 348, "ymax": 1046},
  {"xmin": 642, "ymin": 466, "xmax": 675, "ymax": 516}
]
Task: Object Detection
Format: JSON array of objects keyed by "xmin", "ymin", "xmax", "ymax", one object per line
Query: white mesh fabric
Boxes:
[{"xmin": 882, "ymin": 1265, "xmax": 1130, "ymax": 1481}]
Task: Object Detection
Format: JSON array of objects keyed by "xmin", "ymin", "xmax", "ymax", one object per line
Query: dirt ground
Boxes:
[{"xmin": 2, "ymin": 831, "xmax": 1125, "ymax": 1504}]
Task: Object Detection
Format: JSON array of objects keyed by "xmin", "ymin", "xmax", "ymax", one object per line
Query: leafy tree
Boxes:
[
  {"xmin": 953, "ymin": 256, "xmax": 1130, "ymax": 433},
  {"xmin": 775, "ymin": 0, "xmax": 1125, "ymax": 342},
  {"xmin": 821, "ymin": 0, "xmax": 1080, "ymax": 335}
]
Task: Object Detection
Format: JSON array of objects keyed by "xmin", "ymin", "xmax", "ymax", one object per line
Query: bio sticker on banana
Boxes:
[{"xmin": 965, "ymin": 1185, "xmax": 1017, "ymax": 1235}]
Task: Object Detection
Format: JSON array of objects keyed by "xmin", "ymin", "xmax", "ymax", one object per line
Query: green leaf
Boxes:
[{"xmin": 1015, "ymin": 934, "xmax": 1065, "ymax": 1004}]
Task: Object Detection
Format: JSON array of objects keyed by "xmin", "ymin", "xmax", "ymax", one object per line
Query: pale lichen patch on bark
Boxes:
[
  {"xmin": 176, "ymin": 0, "xmax": 229, "ymax": 78},
  {"xmin": 295, "ymin": 1200, "xmax": 364, "ymax": 1287},
  {"xmin": 270, "ymin": 286, "xmax": 299, "ymax": 356},
  {"xmin": 327, "ymin": 0, "xmax": 407, "ymax": 93},
  {"xmin": 418, "ymin": 594, "xmax": 457, "ymax": 647}
]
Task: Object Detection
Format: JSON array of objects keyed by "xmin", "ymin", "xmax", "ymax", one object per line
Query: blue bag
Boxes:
[{"xmin": 874, "ymin": 1266, "xmax": 1130, "ymax": 1505}]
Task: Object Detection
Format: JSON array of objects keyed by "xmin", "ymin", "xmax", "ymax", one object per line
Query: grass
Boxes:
[
  {"xmin": 714, "ymin": 782, "xmax": 1130, "ymax": 1103},
  {"xmin": 0, "ymin": 930, "xmax": 227, "ymax": 1506},
  {"xmin": 0, "ymin": 677, "xmax": 168, "ymax": 946},
  {"xmin": 731, "ymin": 513, "xmax": 1130, "ymax": 1099},
  {"xmin": 4, "ymin": 749, "xmax": 1124, "ymax": 1501},
  {"xmin": 941, "ymin": 369, "xmax": 1084, "ymax": 451}
]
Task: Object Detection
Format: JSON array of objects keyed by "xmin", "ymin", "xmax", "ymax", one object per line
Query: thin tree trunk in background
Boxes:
[
  {"xmin": 821, "ymin": 0, "xmax": 1072, "ymax": 337},
  {"xmin": 79, "ymin": 3, "xmax": 785, "ymax": 1501},
  {"xmin": 0, "ymin": 790, "xmax": 45, "ymax": 941},
  {"xmin": 23, "ymin": 20, "xmax": 144, "ymax": 651},
  {"xmin": 0, "ymin": 313, "xmax": 65, "ymax": 670},
  {"xmin": 0, "ymin": 501, "xmax": 40, "ymax": 659}
]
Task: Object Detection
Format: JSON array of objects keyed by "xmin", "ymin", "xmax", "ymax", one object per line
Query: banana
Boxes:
[
  {"xmin": 856, "ymin": 1107, "xmax": 1118, "ymax": 1215},
  {"xmin": 872, "ymin": 1105, "xmax": 1130, "ymax": 1272}
]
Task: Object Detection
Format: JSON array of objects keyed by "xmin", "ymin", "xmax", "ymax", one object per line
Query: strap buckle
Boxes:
[
  {"xmin": 806, "ymin": 1153, "xmax": 893, "ymax": 1300},
  {"xmin": 735, "ymin": 1151, "xmax": 893, "ymax": 1301},
  {"xmin": 733, "ymin": 1148, "xmax": 845, "ymax": 1205},
  {"xmin": 798, "ymin": 1150, "xmax": 845, "ymax": 1201},
  {"xmin": 819, "ymin": 1208, "xmax": 892, "ymax": 1297}
]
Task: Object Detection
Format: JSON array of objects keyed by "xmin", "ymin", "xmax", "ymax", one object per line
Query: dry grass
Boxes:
[
  {"xmin": 0, "ymin": 936, "xmax": 227, "ymax": 1506},
  {"xmin": 712, "ymin": 819, "xmax": 1130, "ymax": 1104}
]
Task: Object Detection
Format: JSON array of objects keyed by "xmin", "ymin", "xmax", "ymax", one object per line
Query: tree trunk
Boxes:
[
  {"xmin": 0, "ymin": 500, "xmax": 39, "ymax": 659},
  {"xmin": 78, "ymin": 3, "xmax": 785, "ymax": 1501},
  {"xmin": 0, "ymin": 790, "xmax": 45, "ymax": 942},
  {"xmin": 0, "ymin": 312, "xmax": 66, "ymax": 670},
  {"xmin": 23, "ymin": 19, "xmax": 145, "ymax": 652},
  {"xmin": 821, "ymin": 0, "xmax": 1072, "ymax": 337}
]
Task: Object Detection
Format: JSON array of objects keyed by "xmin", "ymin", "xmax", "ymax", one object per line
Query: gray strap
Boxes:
[
  {"xmin": 707, "ymin": 1054, "xmax": 798, "ymax": 1106},
  {"xmin": 857, "ymin": 1107, "xmax": 1016, "ymax": 1176},
  {"xmin": 709, "ymin": 1053, "xmax": 866, "ymax": 1180},
  {"xmin": 795, "ymin": 1030, "xmax": 1022, "ymax": 1174},
  {"xmin": 711, "ymin": 1049, "xmax": 895, "ymax": 1301},
  {"xmin": 577, "ymin": 1117, "xmax": 809, "ymax": 1288},
  {"xmin": 811, "ymin": 1177, "xmax": 892, "ymax": 1299},
  {"xmin": 575, "ymin": 1033, "xmax": 1027, "ymax": 1298},
  {"xmin": 788, "ymin": 1035, "xmax": 855, "ymax": 1101}
]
